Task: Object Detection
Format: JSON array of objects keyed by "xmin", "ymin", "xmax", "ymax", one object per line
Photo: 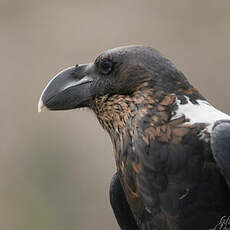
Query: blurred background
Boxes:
[{"xmin": 1, "ymin": 0, "xmax": 230, "ymax": 229}]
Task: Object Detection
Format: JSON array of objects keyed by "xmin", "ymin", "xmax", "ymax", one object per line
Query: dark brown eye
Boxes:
[{"xmin": 99, "ymin": 58, "xmax": 113, "ymax": 75}]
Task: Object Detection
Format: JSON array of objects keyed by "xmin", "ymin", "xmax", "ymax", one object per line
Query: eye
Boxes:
[{"xmin": 99, "ymin": 58, "xmax": 113, "ymax": 75}]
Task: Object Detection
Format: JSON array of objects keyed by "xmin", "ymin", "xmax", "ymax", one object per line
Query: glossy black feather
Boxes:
[
  {"xmin": 109, "ymin": 172, "xmax": 139, "ymax": 230},
  {"xmin": 211, "ymin": 120, "xmax": 230, "ymax": 188},
  {"xmin": 132, "ymin": 116, "xmax": 230, "ymax": 230}
]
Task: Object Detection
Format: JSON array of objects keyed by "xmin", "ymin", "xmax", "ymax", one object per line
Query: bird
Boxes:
[{"xmin": 38, "ymin": 45, "xmax": 230, "ymax": 230}]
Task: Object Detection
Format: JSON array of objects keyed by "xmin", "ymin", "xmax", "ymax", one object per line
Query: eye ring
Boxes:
[{"xmin": 99, "ymin": 58, "xmax": 113, "ymax": 75}]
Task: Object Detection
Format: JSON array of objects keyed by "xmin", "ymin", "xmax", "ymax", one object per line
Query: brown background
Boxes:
[{"xmin": 1, "ymin": 0, "xmax": 230, "ymax": 229}]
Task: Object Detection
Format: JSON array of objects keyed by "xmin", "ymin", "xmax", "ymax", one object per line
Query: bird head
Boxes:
[{"xmin": 38, "ymin": 45, "xmax": 198, "ymax": 113}]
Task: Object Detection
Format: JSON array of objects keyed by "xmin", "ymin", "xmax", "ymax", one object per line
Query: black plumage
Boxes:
[
  {"xmin": 211, "ymin": 120, "xmax": 230, "ymax": 188},
  {"xmin": 110, "ymin": 172, "xmax": 139, "ymax": 230},
  {"xmin": 39, "ymin": 45, "xmax": 230, "ymax": 230}
]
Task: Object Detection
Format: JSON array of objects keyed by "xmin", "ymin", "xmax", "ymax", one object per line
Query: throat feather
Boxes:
[
  {"xmin": 93, "ymin": 95, "xmax": 134, "ymax": 134},
  {"xmin": 92, "ymin": 90, "xmax": 177, "ymax": 136}
]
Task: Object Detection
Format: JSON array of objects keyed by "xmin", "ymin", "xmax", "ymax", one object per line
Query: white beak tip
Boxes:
[{"xmin": 38, "ymin": 98, "xmax": 48, "ymax": 113}]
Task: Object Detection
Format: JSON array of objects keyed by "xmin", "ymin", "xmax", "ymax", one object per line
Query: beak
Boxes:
[{"xmin": 38, "ymin": 64, "xmax": 94, "ymax": 112}]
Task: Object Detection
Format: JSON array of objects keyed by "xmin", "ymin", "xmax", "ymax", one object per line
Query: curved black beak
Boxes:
[{"xmin": 38, "ymin": 64, "xmax": 94, "ymax": 112}]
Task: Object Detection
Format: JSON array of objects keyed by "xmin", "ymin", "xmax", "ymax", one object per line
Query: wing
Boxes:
[
  {"xmin": 133, "ymin": 115, "xmax": 204, "ymax": 230},
  {"xmin": 109, "ymin": 172, "xmax": 139, "ymax": 230},
  {"xmin": 128, "ymin": 115, "xmax": 230, "ymax": 230},
  {"xmin": 116, "ymin": 91, "xmax": 230, "ymax": 230},
  {"xmin": 211, "ymin": 120, "xmax": 230, "ymax": 188}
]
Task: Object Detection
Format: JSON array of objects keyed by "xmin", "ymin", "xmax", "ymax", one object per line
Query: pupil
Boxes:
[
  {"xmin": 101, "ymin": 59, "xmax": 112, "ymax": 74},
  {"xmin": 102, "ymin": 60, "xmax": 110, "ymax": 69}
]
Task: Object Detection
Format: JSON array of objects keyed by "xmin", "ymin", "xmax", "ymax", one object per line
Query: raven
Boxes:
[{"xmin": 38, "ymin": 45, "xmax": 230, "ymax": 230}]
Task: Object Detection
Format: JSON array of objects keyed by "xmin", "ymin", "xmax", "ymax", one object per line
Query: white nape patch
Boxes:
[{"xmin": 172, "ymin": 96, "xmax": 230, "ymax": 133}]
